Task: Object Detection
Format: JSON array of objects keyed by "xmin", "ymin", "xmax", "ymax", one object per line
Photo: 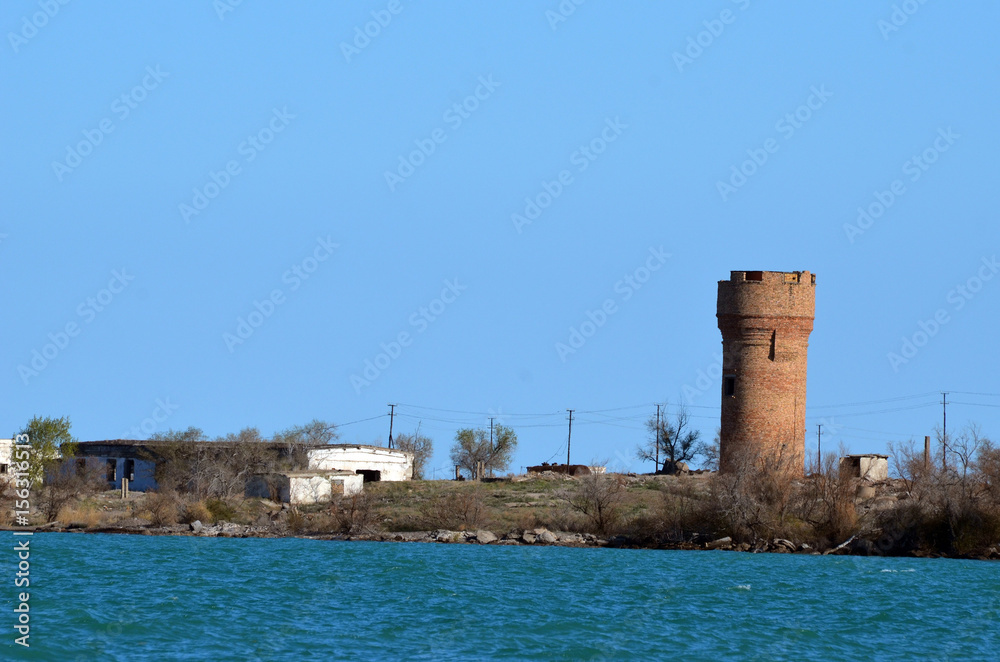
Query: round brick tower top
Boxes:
[{"xmin": 717, "ymin": 270, "xmax": 816, "ymax": 321}]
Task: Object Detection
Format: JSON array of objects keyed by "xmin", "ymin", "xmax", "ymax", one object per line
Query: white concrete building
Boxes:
[
  {"xmin": 840, "ymin": 454, "xmax": 889, "ymax": 482},
  {"xmin": 0, "ymin": 439, "xmax": 15, "ymax": 484},
  {"xmin": 307, "ymin": 445, "xmax": 413, "ymax": 482},
  {"xmin": 246, "ymin": 471, "xmax": 363, "ymax": 505}
]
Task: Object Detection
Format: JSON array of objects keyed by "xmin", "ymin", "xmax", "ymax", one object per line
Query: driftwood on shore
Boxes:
[{"xmin": 824, "ymin": 535, "xmax": 857, "ymax": 555}]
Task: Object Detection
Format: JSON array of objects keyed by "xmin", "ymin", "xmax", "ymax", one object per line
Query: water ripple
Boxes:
[{"xmin": 3, "ymin": 533, "xmax": 998, "ymax": 661}]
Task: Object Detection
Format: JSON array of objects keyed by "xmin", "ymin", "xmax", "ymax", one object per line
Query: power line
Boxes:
[
  {"xmin": 574, "ymin": 416, "xmax": 645, "ymax": 431},
  {"xmin": 543, "ymin": 443, "xmax": 565, "ymax": 464},
  {"xmin": 395, "ymin": 403, "xmax": 563, "ymax": 417},
  {"xmin": 814, "ymin": 402, "xmax": 938, "ymax": 419},
  {"xmin": 829, "ymin": 425, "xmax": 926, "ymax": 438},
  {"xmin": 337, "ymin": 414, "xmax": 388, "ymax": 427},
  {"xmin": 807, "ymin": 392, "xmax": 940, "ymax": 409},
  {"xmin": 576, "ymin": 403, "xmax": 654, "ymax": 414},
  {"xmin": 578, "ymin": 411, "xmax": 650, "ymax": 424}
]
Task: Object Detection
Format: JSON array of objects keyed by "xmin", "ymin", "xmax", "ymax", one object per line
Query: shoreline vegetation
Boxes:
[{"xmin": 8, "ymin": 467, "xmax": 1000, "ymax": 561}]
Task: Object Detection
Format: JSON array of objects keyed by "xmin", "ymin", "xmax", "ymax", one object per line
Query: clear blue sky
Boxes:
[{"xmin": 3, "ymin": 1, "xmax": 998, "ymax": 476}]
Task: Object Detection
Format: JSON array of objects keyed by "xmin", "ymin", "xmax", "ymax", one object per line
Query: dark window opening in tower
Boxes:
[
  {"xmin": 769, "ymin": 331, "xmax": 776, "ymax": 361},
  {"xmin": 724, "ymin": 375, "xmax": 736, "ymax": 397}
]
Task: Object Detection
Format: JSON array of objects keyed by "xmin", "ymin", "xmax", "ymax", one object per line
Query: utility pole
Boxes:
[
  {"xmin": 566, "ymin": 409, "xmax": 574, "ymax": 467},
  {"xmin": 817, "ymin": 423, "xmax": 822, "ymax": 472},
  {"xmin": 941, "ymin": 392, "xmax": 949, "ymax": 471},
  {"xmin": 489, "ymin": 417, "xmax": 495, "ymax": 479},
  {"xmin": 655, "ymin": 404, "xmax": 662, "ymax": 474},
  {"xmin": 387, "ymin": 403, "xmax": 396, "ymax": 449}
]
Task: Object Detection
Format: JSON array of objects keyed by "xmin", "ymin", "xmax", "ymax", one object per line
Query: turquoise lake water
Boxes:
[{"xmin": 3, "ymin": 532, "xmax": 999, "ymax": 661}]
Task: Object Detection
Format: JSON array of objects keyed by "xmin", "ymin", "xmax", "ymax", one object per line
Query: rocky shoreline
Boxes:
[{"xmin": 12, "ymin": 523, "xmax": 1000, "ymax": 561}]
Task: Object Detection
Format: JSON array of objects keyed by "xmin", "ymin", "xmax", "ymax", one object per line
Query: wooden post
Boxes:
[
  {"xmin": 924, "ymin": 436, "xmax": 931, "ymax": 470},
  {"xmin": 455, "ymin": 465, "xmax": 461, "ymax": 481}
]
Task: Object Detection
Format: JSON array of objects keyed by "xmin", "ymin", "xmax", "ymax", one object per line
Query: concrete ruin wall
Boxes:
[
  {"xmin": 717, "ymin": 270, "xmax": 815, "ymax": 475},
  {"xmin": 246, "ymin": 472, "xmax": 363, "ymax": 504},
  {"xmin": 839, "ymin": 455, "xmax": 889, "ymax": 482},
  {"xmin": 0, "ymin": 439, "xmax": 14, "ymax": 484},
  {"xmin": 288, "ymin": 475, "xmax": 333, "ymax": 504},
  {"xmin": 73, "ymin": 456, "xmax": 158, "ymax": 491},
  {"xmin": 527, "ymin": 464, "xmax": 592, "ymax": 477}
]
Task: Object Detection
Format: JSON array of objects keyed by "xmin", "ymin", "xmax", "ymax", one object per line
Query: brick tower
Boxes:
[{"xmin": 716, "ymin": 270, "xmax": 815, "ymax": 474}]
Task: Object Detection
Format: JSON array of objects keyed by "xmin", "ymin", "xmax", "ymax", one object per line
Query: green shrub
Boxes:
[{"xmin": 205, "ymin": 498, "xmax": 237, "ymax": 522}]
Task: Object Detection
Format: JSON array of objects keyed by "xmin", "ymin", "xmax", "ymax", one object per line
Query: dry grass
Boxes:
[
  {"xmin": 332, "ymin": 491, "xmax": 381, "ymax": 534},
  {"xmin": 57, "ymin": 503, "xmax": 103, "ymax": 528},
  {"xmin": 181, "ymin": 499, "xmax": 213, "ymax": 524},
  {"xmin": 363, "ymin": 475, "xmax": 674, "ymax": 536},
  {"xmin": 420, "ymin": 487, "xmax": 490, "ymax": 531},
  {"xmin": 144, "ymin": 491, "xmax": 180, "ymax": 527},
  {"xmin": 286, "ymin": 509, "xmax": 306, "ymax": 533}
]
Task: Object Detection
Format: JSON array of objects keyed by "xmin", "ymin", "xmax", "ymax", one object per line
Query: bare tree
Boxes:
[
  {"xmin": 149, "ymin": 427, "xmax": 207, "ymax": 443},
  {"xmin": 272, "ymin": 419, "xmax": 338, "ymax": 468},
  {"xmin": 799, "ymin": 447, "xmax": 861, "ymax": 545},
  {"xmin": 711, "ymin": 444, "xmax": 802, "ymax": 543},
  {"xmin": 702, "ymin": 428, "xmax": 721, "ymax": 472},
  {"xmin": 148, "ymin": 427, "xmax": 286, "ymax": 499},
  {"xmin": 887, "ymin": 438, "xmax": 934, "ymax": 497},
  {"xmin": 976, "ymin": 438, "xmax": 1000, "ymax": 505},
  {"xmin": 636, "ymin": 405, "xmax": 704, "ymax": 474},
  {"xmin": 395, "ymin": 424, "xmax": 433, "ymax": 479},
  {"xmin": 273, "ymin": 419, "xmax": 338, "ymax": 446},
  {"xmin": 887, "ymin": 422, "xmax": 999, "ymax": 554},
  {"xmin": 332, "ymin": 491, "xmax": 381, "ymax": 535},
  {"xmin": 566, "ymin": 472, "xmax": 627, "ymax": 535},
  {"xmin": 37, "ymin": 461, "xmax": 104, "ymax": 522},
  {"xmin": 950, "ymin": 423, "xmax": 987, "ymax": 487}
]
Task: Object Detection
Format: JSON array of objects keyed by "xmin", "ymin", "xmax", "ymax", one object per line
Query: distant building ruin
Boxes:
[
  {"xmin": 0, "ymin": 439, "xmax": 15, "ymax": 484},
  {"xmin": 526, "ymin": 463, "xmax": 597, "ymax": 477},
  {"xmin": 74, "ymin": 440, "xmax": 413, "ymax": 497},
  {"xmin": 839, "ymin": 454, "xmax": 889, "ymax": 482},
  {"xmin": 717, "ymin": 270, "xmax": 816, "ymax": 474}
]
